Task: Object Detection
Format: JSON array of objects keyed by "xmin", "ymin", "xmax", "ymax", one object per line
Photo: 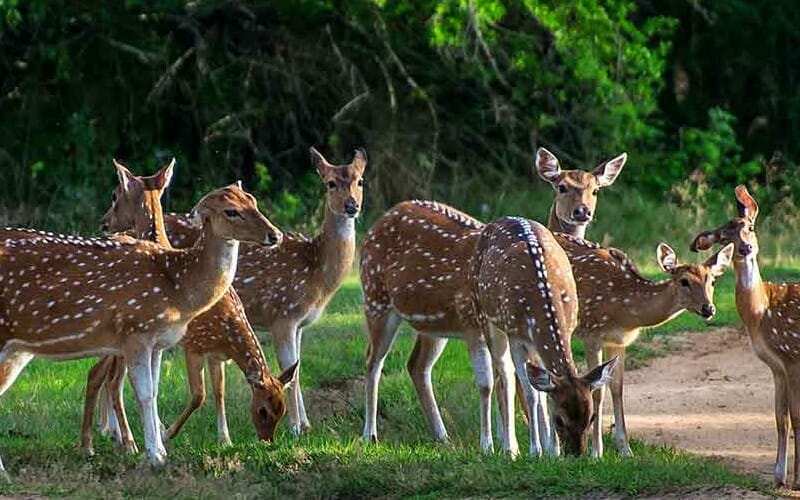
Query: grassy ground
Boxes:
[{"xmin": 0, "ymin": 266, "xmax": 777, "ymax": 498}]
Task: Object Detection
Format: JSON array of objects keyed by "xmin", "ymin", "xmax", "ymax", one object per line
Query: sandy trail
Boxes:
[{"xmin": 614, "ymin": 327, "xmax": 778, "ymax": 481}]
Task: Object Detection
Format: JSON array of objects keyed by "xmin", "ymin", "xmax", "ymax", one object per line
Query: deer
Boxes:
[
  {"xmin": 93, "ymin": 147, "xmax": 366, "ymax": 436},
  {"xmin": 360, "ymin": 147, "xmax": 627, "ymax": 452},
  {"xmin": 470, "ymin": 216, "xmax": 619, "ymax": 456},
  {"xmin": 555, "ymin": 233, "xmax": 734, "ymax": 457},
  {"xmin": 81, "ymin": 160, "xmax": 298, "ymax": 455},
  {"xmin": 691, "ymin": 185, "xmax": 800, "ymax": 489},
  {"xmin": 0, "ymin": 182, "xmax": 282, "ymax": 470}
]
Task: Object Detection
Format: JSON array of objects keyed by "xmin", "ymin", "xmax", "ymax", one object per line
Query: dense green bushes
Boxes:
[{"xmin": 0, "ymin": 1, "xmax": 797, "ymax": 234}]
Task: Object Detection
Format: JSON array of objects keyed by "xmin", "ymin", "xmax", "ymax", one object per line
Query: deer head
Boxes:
[
  {"xmin": 656, "ymin": 242, "xmax": 734, "ymax": 319},
  {"xmin": 101, "ymin": 158, "xmax": 175, "ymax": 236},
  {"xmin": 691, "ymin": 185, "xmax": 760, "ymax": 260},
  {"xmin": 310, "ymin": 147, "xmax": 367, "ymax": 218},
  {"xmin": 527, "ymin": 357, "xmax": 619, "ymax": 455},
  {"xmin": 190, "ymin": 183, "xmax": 282, "ymax": 246},
  {"xmin": 535, "ymin": 147, "xmax": 627, "ymax": 230},
  {"xmin": 249, "ymin": 361, "xmax": 298, "ymax": 441}
]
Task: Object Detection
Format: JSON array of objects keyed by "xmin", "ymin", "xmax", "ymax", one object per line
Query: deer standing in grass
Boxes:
[
  {"xmin": 556, "ymin": 234, "xmax": 733, "ymax": 457},
  {"xmin": 0, "ymin": 183, "xmax": 281, "ymax": 469},
  {"xmin": 471, "ymin": 216, "xmax": 618, "ymax": 455},
  {"xmin": 82, "ymin": 160, "xmax": 297, "ymax": 453},
  {"xmin": 97, "ymin": 147, "xmax": 366, "ymax": 436},
  {"xmin": 360, "ymin": 148, "xmax": 626, "ymax": 453},
  {"xmin": 691, "ymin": 185, "xmax": 800, "ymax": 489}
]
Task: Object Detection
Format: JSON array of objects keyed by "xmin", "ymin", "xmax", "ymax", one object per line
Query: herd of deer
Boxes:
[{"xmin": 1, "ymin": 145, "xmax": 799, "ymax": 489}]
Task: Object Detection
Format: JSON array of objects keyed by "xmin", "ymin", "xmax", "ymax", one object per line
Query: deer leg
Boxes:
[
  {"xmin": 584, "ymin": 339, "xmax": 605, "ymax": 458},
  {"xmin": 407, "ymin": 335, "xmax": 450, "ymax": 444},
  {"xmin": 209, "ymin": 359, "xmax": 232, "ymax": 446},
  {"xmin": 81, "ymin": 356, "xmax": 113, "ymax": 455},
  {"xmin": 125, "ymin": 343, "xmax": 165, "ymax": 467},
  {"xmin": 771, "ymin": 366, "xmax": 790, "ymax": 488},
  {"xmin": 109, "ymin": 359, "xmax": 136, "ymax": 454},
  {"xmin": 362, "ymin": 310, "xmax": 402, "ymax": 442},
  {"xmin": 0, "ymin": 347, "xmax": 34, "ymax": 473},
  {"xmin": 294, "ymin": 328, "xmax": 310, "ymax": 431},
  {"xmin": 149, "ymin": 348, "xmax": 167, "ymax": 454},
  {"xmin": 165, "ymin": 352, "xmax": 206, "ymax": 441},
  {"xmin": 786, "ymin": 364, "xmax": 800, "ymax": 490},
  {"xmin": 604, "ymin": 344, "xmax": 631, "ymax": 457},
  {"xmin": 467, "ymin": 335, "xmax": 494, "ymax": 453},
  {"xmin": 510, "ymin": 341, "xmax": 541, "ymax": 457},
  {"xmin": 272, "ymin": 319, "xmax": 305, "ymax": 436},
  {"xmin": 487, "ymin": 325, "xmax": 518, "ymax": 457}
]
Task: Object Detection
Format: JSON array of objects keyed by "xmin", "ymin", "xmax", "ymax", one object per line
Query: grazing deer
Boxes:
[
  {"xmin": 82, "ymin": 160, "xmax": 297, "ymax": 454},
  {"xmin": 555, "ymin": 234, "xmax": 734, "ymax": 457},
  {"xmin": 0, "ymin": 183, "xmax": 281, "ymax": 470},
  {"xmin": 101, "ymin": 148, "xmax": 366, "ymax": 436},
  {"xmin": 535, "ymin": 147, "xmax": 627, "ymax": 239},
  {"xmin": 691, "ymin": 185, "xmax": 800, "ymax": 489},
  {"xmin": 360, "ymin": 147, "xmax": 626, "ymax": 451},
  {"xmin": 471, "ymin": 216, "xmax": 618, "ymax": 456}
]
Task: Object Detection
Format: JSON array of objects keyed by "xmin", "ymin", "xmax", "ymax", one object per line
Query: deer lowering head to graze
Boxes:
[
  {"xmin": 535, "ymin": 147, "xmax": 627, "ymax": 239},
  {"xmin": 554, "ymin": 233, "xmax": 733, "ymax": 457},
  {"xmin": 691, "ymin": 185, "xmax": 800, "ymax": 489},
  {"xmin": 128, "ymin": 147, "xmax": 366, "ymax": 436},
  {"xmin": 83, "ymin": 160, "xmax": 297, "ymax": 453},
  {"xmin": 470, "ymin": 216, "xmax": 617, "ymax": 456},
  {"xmin": 0, "ymin": 182, "xmax": 281, "ymax": 470}
]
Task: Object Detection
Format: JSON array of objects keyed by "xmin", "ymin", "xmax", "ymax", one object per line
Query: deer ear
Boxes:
[
  {"xmin": 310, "ymin": 146, "xmax": 333, "ymax": 178},
  {"xmin": 593, "ymin": 152, "xmax": 627, "ymax": 188},
  {"xmin": 690, "ymin": 230, "xmax": 718, "ymax": 252},
  {"xmin": 707, "ymin": 242, "xmax": 734, "ymax": 277},
  {"xmin": 583, "ymin": 356, "xmax": 619, "ymax": 390},
  {"xmin": 153, "ymin": 158, "xmax": 175, "ymax": 191},
  {"xmin": 352, "ymin": 148, "xmax": 368, "ymax": 175},
  {"xmin": 656, "ymin": 242, "xmax": 678, "ymax": 273},
  {"xmin": 735, "ymin": 185, "xmax": 759, "ymax": 221},
  {"xmin": 526, "ymin": 362, "xmax": 557, "ymax": 392},
  {"xmin": 535, "ymin": 147, "xmax": 562, "ymax": 187},
  {"xmin": 112, "ymin": 158, "xmax": 136, "ymax": 193},
  {"xmin": 278, "ymin": 361, "xmax": 299, "ymax": 390}
]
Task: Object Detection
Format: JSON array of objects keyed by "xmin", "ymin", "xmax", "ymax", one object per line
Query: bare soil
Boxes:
[{"xmin": 617, "ymin": 327, "xmax": 782, "ymax": 491}]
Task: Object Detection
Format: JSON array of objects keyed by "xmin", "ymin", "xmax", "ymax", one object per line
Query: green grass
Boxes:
[{"xmin": 0, "ymin": 272, "xmax": 772, "ymax": 497}]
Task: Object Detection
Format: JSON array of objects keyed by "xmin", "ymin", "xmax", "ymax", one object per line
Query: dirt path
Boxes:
[{"xmin": 616, "ymin": 327, "xmax": 778, "ymax": 482}]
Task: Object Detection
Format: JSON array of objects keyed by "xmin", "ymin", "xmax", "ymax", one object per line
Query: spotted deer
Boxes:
[
  {"xmin": 691, "ymin": 185, "xmax": 800, "ymax": 489},
  {"xmin": 535, "ymin": 147, "xmax": 627, "ymax": 239},
  {"xmin": 101, "ymin": 147, "xmax": 365, "ymax": 436},
  {"xmin": 82, "ymin": 160, "xmax": 297, "ymax": 454},
  {"xmin": 0, "ymin": 183, "xmax": 282, "ymax": 470},
  {"xmin": 361, "ymin": 147, "xmax": 626, "ymax": 451},
  {"xmin": 555, "ymin": 234, "xmax": 734, "ymax": 457},
  {"xmin": 471, "ymin": 216, "xmax": 618, "ymax": 455}
]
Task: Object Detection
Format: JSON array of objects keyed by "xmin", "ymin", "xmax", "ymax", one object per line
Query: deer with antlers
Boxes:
[
  {"xmin": 93, "ymin": 147, "xmax": 366, "ymax": 436},
  {"xmin": 360, "ymin": 147, "xmax": 627, "ymax": 453},
  {"xmin": 691, "ymin": 185, "xmax": 800, "ymax": 489},
  {"xmin": 81, "ymin": 160, "xmax": 297, "ymax": 454},
  {"xmin": 0, "ymin": 182, "xmax": 281, "ymax": 470},
  {"xmin": 470, "ymin": 216, "xmax": 618, "ymax": 456},
  {"xmin": 555, "ymin": 234, "xmax": 734, "ymax": 457}
]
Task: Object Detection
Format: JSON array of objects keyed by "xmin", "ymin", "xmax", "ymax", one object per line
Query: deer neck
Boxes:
[
  {"xmin": 734, "ymin": 255, "xmax": 768, "ymax": 329},
  {"xmin": 624, "ymin": 279, "xmax": 685, "ymax": 328},
  {"xmin": 223, "ymin": 305, "xmax": 270, "ymax": 388},
  {"xmin": 143, "ymin": 190, "xmax": 172, "ymax": 248},
  {"xmin": 548, "ymin": 204, "xmax": 586, "ymax": 239},
  {"xmin": 171, "ymin": 223, "xmax": 240, "ymax": 314},
  {"xmin": 314, "ymin": 207, "xmax": 356, "ymax": 291}
]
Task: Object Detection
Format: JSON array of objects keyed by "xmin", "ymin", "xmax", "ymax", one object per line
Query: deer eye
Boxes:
[
  {"xmin": 327, "ymin": 181, "xmax": 337, "ymax": 189},
  {"xmin": 358, "ymin": 178, "xmax": 365, "ymax": 187},
  {"xmin": 680, "ymin": 278, "xmax": 690, "ymax": 287},
  {"xmin": 749, "ymin": 225, "xmax": 755, "ymax": 232},
  {"xmin": 224, "ymin": 209, "xmax": 242, "ymax": 218},
  {"xmin": 554, "ymin": 415, "xmax": 565, "ymax": 428},
  {"xmin": 558, "ymin": 184, "xmax": 568, "ymax": 194}
]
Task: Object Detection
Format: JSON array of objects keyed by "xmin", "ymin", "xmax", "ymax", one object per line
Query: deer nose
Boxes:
[
  {"xmin": 700, "ymin": 303, "xmax": 716, "ymax": 318},
  {"xmin": 344, "ymin": 198, "xmax": 359, "ymax": 216},
  {"xmin": 572, "ymin": 205, "xmax": 591, "ymax": 222},
  {"xmin": 265, "ymin": 231, "xmax": 282, "ymax": 247},
  {"xmin": 739, "ymin": 243, "xmax": 753, "ymax": 256}
]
